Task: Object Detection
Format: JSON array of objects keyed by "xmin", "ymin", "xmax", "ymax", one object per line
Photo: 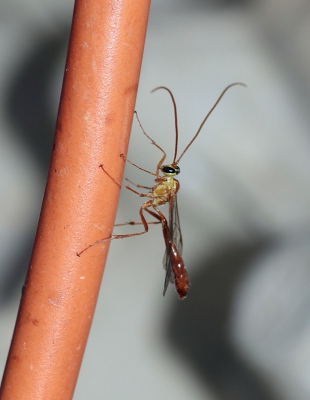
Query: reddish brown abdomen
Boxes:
[{"xmin": 170, "ymin": 243, "xmax": 189, "ymax": 299}]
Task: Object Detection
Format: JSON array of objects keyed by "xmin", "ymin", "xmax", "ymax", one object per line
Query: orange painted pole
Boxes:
[{"xmin": 0, "ymin": 0, "xmax": 151, "ymax": 399}]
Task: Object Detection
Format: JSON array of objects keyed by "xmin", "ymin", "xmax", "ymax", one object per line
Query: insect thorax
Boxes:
[{"xmin": 151, "ymin": 177, "xmax": 179, "ymax": 206}]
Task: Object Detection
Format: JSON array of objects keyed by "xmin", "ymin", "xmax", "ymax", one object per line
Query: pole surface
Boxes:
[{"xmin": 0, "ymin": 0, "xmax": 150, "ymax": 398}]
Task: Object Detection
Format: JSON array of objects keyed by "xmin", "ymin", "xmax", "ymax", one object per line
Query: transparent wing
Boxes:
[
  {"xmin": 171, "ymin": 195, "xmax": 183, "ymax": 256},
  {"xmin": 163, "ymin": 195, "xmax": 183, "ymax": 295}
]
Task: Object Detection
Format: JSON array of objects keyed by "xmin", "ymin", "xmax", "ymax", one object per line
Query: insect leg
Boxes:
[
  {"xmin": 114, "ymin": 221, "xmax": 160, "ymax": 227},
  {"xmin": 113, "ymin": 207, "xmax": 168, "ymax": 229},
  {"xmin": 151, "ymin": 207, "xmax": 169, "ymax": 241},
  {"xmin": 124, "ymin": 177, "xmax": 152, "ymax": 190},
  {"xmin": 113, "ymin": 207, "xmax": 163, "ymax": 228},
  {"xmin": 148, "ymin": 208, "xmax": 174, "ymax": 295},
  {"xmin": 120, "ymin": 154, "xmax": 157, "ymax": 177},
  {"xmin": 77, "ymin": 200, "xmax": 153, "ymax": 256},
  {"xmin": 99, "ymin": 165, "xmax": 148, "ymax": 197}
]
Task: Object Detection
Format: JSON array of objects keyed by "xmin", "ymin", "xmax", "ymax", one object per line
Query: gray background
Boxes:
[{"xmin": 1, "ymin": 0, "xmax": 310, "ymax": 399}]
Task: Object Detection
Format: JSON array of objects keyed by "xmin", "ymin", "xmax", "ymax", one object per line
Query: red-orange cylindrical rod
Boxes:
[{"xmin": 0, "ymin": 0, "xmax": 151, "ymax": 399}]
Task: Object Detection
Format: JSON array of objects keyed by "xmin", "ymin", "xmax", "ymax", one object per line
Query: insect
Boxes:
[{"xmin": 77, "ymin": 82, "xmax": 245, "ymax": 299}]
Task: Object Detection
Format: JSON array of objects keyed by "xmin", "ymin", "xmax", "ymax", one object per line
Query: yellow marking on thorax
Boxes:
[{"xmin": 151, "ymin": 177, "xmax": 178, "ymax": 207}]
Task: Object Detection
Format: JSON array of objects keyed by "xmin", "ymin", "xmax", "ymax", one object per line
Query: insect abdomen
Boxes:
[{"xmin": 170, "ymin": 243, "xmax": 189, "ymax": 299}]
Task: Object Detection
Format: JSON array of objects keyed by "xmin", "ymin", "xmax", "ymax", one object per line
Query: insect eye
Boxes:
[
  {"xmin": 161, "ymin": 165, "xmax": 181, "ymax": 176},
  {"xmin": 174, "ymin": 166, "xmax": 180, "ymax": 175}
]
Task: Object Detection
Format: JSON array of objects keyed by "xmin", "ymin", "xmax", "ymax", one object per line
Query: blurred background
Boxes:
[{"xmin": 1, "ymin": 0, "xmax": 310, "ymax": 398}]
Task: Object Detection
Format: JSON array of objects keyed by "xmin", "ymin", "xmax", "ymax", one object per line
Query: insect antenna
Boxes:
[
  {"xmin": 175, "ymin": 82, "xmax": 246, "ymax": 164},
  {"xmin": 134, "ymin": 110, "xmax": 167, "ymax": 174},
  {"xmin": 151, "ymin": 86, "xmax": 179, "ymax": 164}
]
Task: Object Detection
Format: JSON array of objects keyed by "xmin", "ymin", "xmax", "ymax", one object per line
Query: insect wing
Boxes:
[
  {"xmin": 170, "ymin": 195, "xmax": 183, "ymax": 255},
  {"xmin": 163, "ymin": 195, "xmax": 183, "ymax": 295}
]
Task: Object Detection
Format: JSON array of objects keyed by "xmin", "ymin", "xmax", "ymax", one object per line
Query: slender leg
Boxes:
[
  {"xmin": 77, "ymin": 200, "xmax": 154, "ymax": 256},
  {"xmin": 121, "ymin": 152, "xmax": 165, "ymax": 178},
  {"xmin": 124, "ymin": 177, "xmax": 152, "ymax": 190},
  {"xmin": 99, "ymin": 165, "xmax": 148, "ymax": 197},
  {"xmin": 114, "ymin": 221, "xmax": 160, "ymax": 227},
  {"xmin": 152, "ymin": 207, "xmax": 169, "ymax": 245},
  {"xmin": 120, "ymin": 154, "xmax": 157, "ymax": 177},
  {"xmin": 145, "ymin": 207, "xmax": 162, "ymax": 222}
]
